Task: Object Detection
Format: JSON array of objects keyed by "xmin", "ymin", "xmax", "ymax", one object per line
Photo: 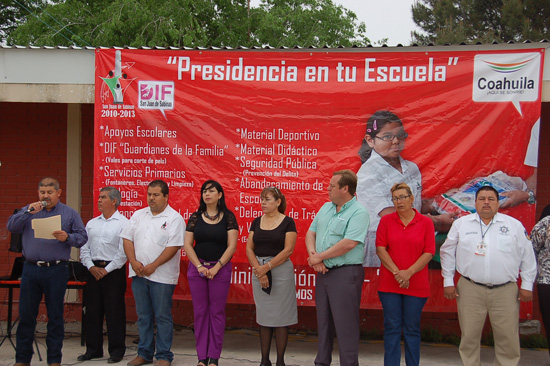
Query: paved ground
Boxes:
[{"xmin": 0, "ymin": 323, "xmax": 548, "ymax": 366}]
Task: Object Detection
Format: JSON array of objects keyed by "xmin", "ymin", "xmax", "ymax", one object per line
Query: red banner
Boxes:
[{"xmin": 95, "ymin": 48, "xmax": 543, "ymax": 314}]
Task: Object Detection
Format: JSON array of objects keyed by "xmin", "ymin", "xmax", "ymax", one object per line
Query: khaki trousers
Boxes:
[{"xmin": 456, "ymin": 277, "xmax": 520, "ymax": 366}]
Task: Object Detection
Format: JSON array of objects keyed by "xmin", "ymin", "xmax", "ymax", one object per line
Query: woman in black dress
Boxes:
[{"xmin": 246, "ymin": 186, "xmax": 298, "ymax": 366}]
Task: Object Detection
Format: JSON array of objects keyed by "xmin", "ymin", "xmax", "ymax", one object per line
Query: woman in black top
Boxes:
[
  {"xmin": 246, "ymin": 187, "xmax": 298, "ymax": 366},
  {"xmin": 184, "ymin": 180, "xmax": 239, "ymax": 366}
]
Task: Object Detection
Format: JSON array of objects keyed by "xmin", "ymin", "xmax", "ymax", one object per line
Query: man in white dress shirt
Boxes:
[
  {"xmin": 79, "ymin": 186, "xmax": 128, "ymax": 363},
  {"xmin": 440, "ymin": 185, "xmax": 536, "ymax": 366}
]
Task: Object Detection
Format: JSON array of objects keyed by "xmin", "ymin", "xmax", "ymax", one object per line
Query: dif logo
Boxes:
[{"xmin": 138, "ymin": 81, "xmax": 174, "ymax": 118}]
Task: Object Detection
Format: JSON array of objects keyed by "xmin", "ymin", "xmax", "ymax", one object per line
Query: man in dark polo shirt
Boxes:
[{"xmin": 7, "ymin": 177, "xmax": 87, "ymax": 366}]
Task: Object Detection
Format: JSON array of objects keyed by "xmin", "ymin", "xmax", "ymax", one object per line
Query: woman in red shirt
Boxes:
[{"xmin": 376, "ymin": 182, "xmax": 435, "ymax": 366}]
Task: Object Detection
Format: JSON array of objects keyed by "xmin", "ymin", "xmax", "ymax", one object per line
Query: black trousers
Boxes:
[
  {"xmin": 84, "ymin": 265, "xmax": 127, "ymax": 358},
  {"xmin": 538, "ymin": 283, "xmax": 550, "ymax": 356}
]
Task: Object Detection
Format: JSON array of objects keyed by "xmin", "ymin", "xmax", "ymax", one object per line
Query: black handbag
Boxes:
[{"xmin": 68, "ymin": 261, "xmax": 89, "ymax": 282}]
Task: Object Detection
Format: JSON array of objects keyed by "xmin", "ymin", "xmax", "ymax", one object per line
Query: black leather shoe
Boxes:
[
  {"xmin": 77, "ymin": 354, "xmax": 102, "ymax": 362},
  {"xmin": 108, "ymin": 357, "xmax": 123, "ymax": 363}
]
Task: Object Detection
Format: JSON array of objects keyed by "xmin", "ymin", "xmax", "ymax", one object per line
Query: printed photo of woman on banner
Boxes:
[{"xmin": 356, "ymin": 107, "xmax": 540, "ymax": 268}]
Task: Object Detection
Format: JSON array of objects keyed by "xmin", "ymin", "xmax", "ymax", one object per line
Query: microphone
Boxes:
[{"xmin": 26, "ymin": 201, "xmax": 48, "ymax": 213}]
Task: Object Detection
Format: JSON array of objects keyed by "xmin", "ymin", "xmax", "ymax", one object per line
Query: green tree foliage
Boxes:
[
  {"xmin": 0, "ymin": 0, "xmax": 54, "ymax": 41},
  {"xmin": 4, "ymin": 0, "xmax": 217, "ymax": 47},
  {"xmin": 2, "ymin": 0, "xmax": 369, "ymax": 47},
  {"xmin": 253, "ymin": 0, "xmax": 368, "ymax": 47},
  {"xmin": 411, "ymin": 0, "xmax": 550, "ymax": 45}
]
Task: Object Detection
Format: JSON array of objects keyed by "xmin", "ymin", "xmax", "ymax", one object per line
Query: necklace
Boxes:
[
  {"xmin": 262, "ymin": 213, "xmax": 281, "ymax": 230},
  {"xmin": 204, "ymin": 210, "xmax": 221, "ymax": 221}
]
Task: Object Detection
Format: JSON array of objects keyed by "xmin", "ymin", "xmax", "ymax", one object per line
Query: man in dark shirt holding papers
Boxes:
[{"xmin": 7, "ymin": 177, "xmax": 87, "ymax": 366}]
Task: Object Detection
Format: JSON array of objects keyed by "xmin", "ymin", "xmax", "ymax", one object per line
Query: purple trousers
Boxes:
[{"xmin": 187, "ymin": 261, "xmax": 232, "ymax": 360}]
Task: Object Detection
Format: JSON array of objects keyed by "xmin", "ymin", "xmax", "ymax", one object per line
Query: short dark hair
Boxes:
[
  {"xmin": 148, "ymin": 180, "xmax": 169, "ymax": 196},
  {"xmin": 391, "ymin": 182, "xmax": 413, "ymax": 197},
  {"xmin": 333, "ymin": 169, "xmax": 357, "ymax": 196},
  {"xmin": 539, "ymin": 204, "xmax": 550, "ymax": 221},
  {"xmin": 261, "ymin": 186, "xmax": 287, "ymax": 214},
  {"xmin": 38, "ymin": 177, "xmax": 60, "ymax": 190},
  {"xmin": 475, "ymin": 185, "xmax": 499, "ymax": 200},
  {"xmin": 101, "ymin": 186, "xmax": 122, "ymax": 208}
]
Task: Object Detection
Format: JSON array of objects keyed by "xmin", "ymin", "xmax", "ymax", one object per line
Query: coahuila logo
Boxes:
[
  {"xmin": 138, "ymin": 81, "xmax": 175, "ymax": 119},
  {"xmin": 473, "ymin": 52, "xmax": 541, "ymax": 115}
]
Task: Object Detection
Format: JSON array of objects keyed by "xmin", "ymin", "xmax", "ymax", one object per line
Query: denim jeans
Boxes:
[
  {"xmin": 131, "ymin": 276, "xmax": 176, "ymax": 362},
  {"xmin": 378, "ymin": 292, "xmax": 427, "ymax": 366},
  {"xmin": 16, "ymin": 262, "xmax": 69, "ymax": 364}
]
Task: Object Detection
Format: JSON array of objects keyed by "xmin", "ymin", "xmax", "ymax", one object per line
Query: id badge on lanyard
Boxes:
[
  {"xmin": 475, "ymin": 241, "xmax": 487, "ymax": 256},
  {"xmin": 476, "ymin": 216, "xmax": 493, "ymax": 256}
]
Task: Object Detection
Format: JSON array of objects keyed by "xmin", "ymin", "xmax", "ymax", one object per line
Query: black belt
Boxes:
[
  {"xmin": 26, "ymin": 260, "xmax": 67, "ymax": 267},
  {"xmin": 326, "ymin": 264, "xmax": 361, "ymax": 270},
  {"xmin": 93, "ymin": 260, "xmax": 111, "ymax": 267},
  {"xmin": 462, "ymin": 275, "xmax": 511, "ymax": 289}
]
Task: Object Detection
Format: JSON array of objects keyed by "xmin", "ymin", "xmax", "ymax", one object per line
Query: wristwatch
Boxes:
[{"xmin": 527, "ymin": 190, "xmax": 536, "ymax": 204}]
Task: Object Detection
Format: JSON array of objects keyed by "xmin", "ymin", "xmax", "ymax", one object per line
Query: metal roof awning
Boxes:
[{"xmin": 1, "ymin": 42, "xmax": 549, "ymax": 103}]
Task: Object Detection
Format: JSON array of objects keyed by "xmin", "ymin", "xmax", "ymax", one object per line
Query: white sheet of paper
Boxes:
[{"xmin": 31, "ymin": 215, "xmax": 61, "ymax": 239}]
